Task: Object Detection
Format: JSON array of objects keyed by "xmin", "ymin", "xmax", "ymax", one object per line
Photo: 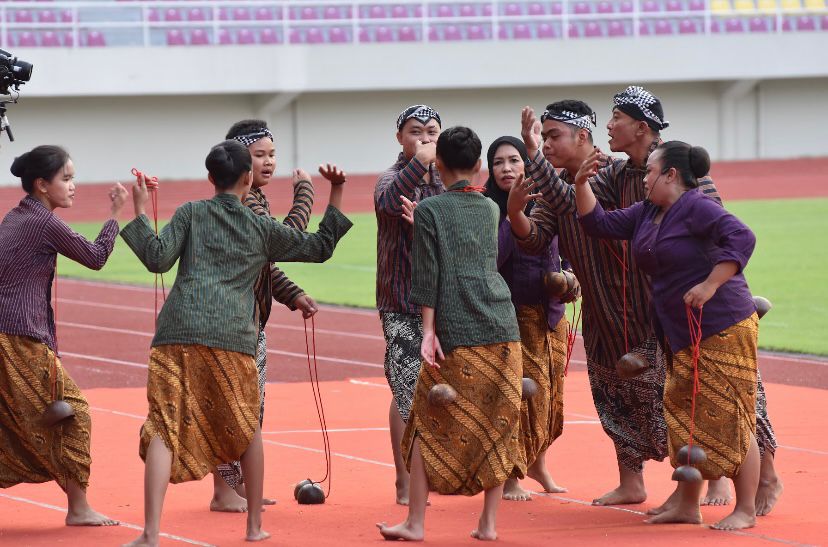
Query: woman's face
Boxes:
[
  {"xmin": 491, "ymin": 143, "xmax": 524, "ymax": 192},
  {"xmin": 38, "ymin": 159, "xmax": 76, "ymax": 209},
  {"xmin": 643, "ymin": 150, "xmax": 670, "ymax": 205},
  {"xmin": 249, "ymin": 137, "xmax": 275, "ymax": 188}
]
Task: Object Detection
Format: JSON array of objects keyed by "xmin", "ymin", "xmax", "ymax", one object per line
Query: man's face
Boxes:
[
  {"xmin": 541, "ymin": 119, "xmax": 582, "ymax": 167},
  {"xmin": 397, "ymin": 119, "xmax": 440, "ymax": 160},
  {"xmin": 606, "ymin": 108, "xmax": 645, "ymax": 153},
  {"xmin": 249, "ymin": 137, "xmax": 275, "ymax": 189}
]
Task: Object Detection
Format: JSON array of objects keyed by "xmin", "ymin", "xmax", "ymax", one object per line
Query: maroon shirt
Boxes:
[{"xmin": 0, "ymin": 196, "xmax": 118, "ymax": 352}]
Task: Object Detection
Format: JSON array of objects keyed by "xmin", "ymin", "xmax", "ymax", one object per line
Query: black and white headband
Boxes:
[
  {"xmin": 396, "ymin": 104, "xmax": 441, "ymax": 130},
  {"xmin": 613, "ymin": 86, "xmax": 669, "ymax": 130},
  {"xmin": 541, "ymin": 109, "xmax": 597, "ymax": 132},
  {"xmin": 233, "ymin": 128, "xmax": 274, "ymax": 147}
]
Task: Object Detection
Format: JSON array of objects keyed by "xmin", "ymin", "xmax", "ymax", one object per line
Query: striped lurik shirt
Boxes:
[
  {"xmin": 121, "ymin": 194, "xmax": 352, "ymax": 356},
  {"xmin": 243, "ymin": 180, "xmax": 313, "ymax": 327},
  {"xmin": 520, "ymin": 151, "xmax": 720, "ymax": 364},
  {"xmin": 0, "ymin": 196, "xmax": 119, "ymax": 352},
  {"xmin": 410, "ymin": 181, "xmax": 520, "ymax": 354},
  {"xmin": 374, "ymin": 153, "xmax": 444, "ymax": 314}
]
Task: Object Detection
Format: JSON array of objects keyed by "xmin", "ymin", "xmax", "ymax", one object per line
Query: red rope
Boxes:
[
  {"xmin": 601, "ymin": 239, "xmax": 629, "ymax": 353},
  {"xmin": 564, "ymin": 302, "xmax": 582, "ymax": 377},
  {"xmin": 132, "ymin": 168, "xmax": 165, "ymax": 327},
  {"xmin": 52, "ymin": 261, "xmax": 59, "ymax": 401},
  {"xmin": 685, "ymin": 304, "xmax": 704, "ymax": 465},
  {"xmin": 304, "ymin": 316, "xmax": 332, "ymax": 497}
]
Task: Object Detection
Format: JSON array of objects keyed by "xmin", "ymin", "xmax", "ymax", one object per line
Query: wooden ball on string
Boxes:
[
  {"xmin": 676, "ymin": 444, "xmax": 707, "ymax": 466},
  {"xmin": 615, "ymin": 352, "xmax": 648, "ymax": 380},
  {"xmin": 296, "ymin": 481, "xmax": 326, "ymax": 505},
  {"xmin": 753, "ymin": 296, "xmax": 772, "ymax": 320},
  {"xmin": 543, "ymin": 270, "xmax": 576, "ymax": 299},
  {"xmin": 672, "ymin": 465, "xmax": 703, "ymax": 482},
  {"xmin": 293, "ymin": 479, "xmax": 313, "ymax": 500},
  {"xmin": 42, "ymin": 400, "xmax": 75, "ymax": 427},
  {"xmin": 427, "ymin": 383, "xmax": 457, "ymax": 407},
  {"xmin": 521, "ymin": 378, "xmax": 538, "ymax": 400}
]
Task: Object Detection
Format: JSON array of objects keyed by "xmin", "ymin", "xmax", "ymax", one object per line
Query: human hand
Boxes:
[
  {"xmin": 131, "ymin": 173, "xmax": 150, "ymax": 216},
  {"xmin": 293, "ymin": 168, "xmax": 312, "ymax": 188},
  {"xmin": 109, "ymin": 182, "xmax": 128, "ymax": 217},
  {"xmin": 401, "ymin": 196, "xmax": 417, "ymax": 225},
  {"xmin": 574, "ymin": 148, "xmax": 600, "ymax": 187},
  {"xmin": 293, "ymin": 294, "xmax": 318, "ymax": 318},
  {"xmin": 317, "ymin": 163, "xmax": 346, "ymax": 186},
  {"xmin": 560, "ymin": 272, "xmax": 582, "ymax": 303},
  {"xmin": 507, "ymin": 173, "xmax": 542, "ymax": 218},
  {"xmin": 414, "ymin": 140, "xmax": 437, "ymax": 166},
  {"xmin": 683, "ymin": 281, "xmax": 716, "ymax": 309},
  {"xmin": 421, "ymin": 331, "xmax": 445, "ymax": 368},
  {"xmin": 521, "ymin": 106, "xmax": 542, "ymax": 156}
]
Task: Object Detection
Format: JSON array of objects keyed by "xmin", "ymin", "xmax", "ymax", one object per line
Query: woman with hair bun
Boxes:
[
  {"xmin": 574, "ymin": 140, "xmax": 761, "ymax": 531},
  {"xmin": 378, "ymin": 127, "xmax": 525, "ymax": 542},
  {"xmin": 121, "ymin": 140, "xmax": 352, "ymax": 546},
  {"xmin": 0, "ymin": 145, "xmax": 126, "ymax": 526}
]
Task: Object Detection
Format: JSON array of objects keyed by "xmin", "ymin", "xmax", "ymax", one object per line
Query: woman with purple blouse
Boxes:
[
  {"xmin": 573, "ymin": 141, "xmax": 761, "ymax": 532},
  {"xmin": 0, "ymin": 145, "xmax": 126, "ymax": 527}
]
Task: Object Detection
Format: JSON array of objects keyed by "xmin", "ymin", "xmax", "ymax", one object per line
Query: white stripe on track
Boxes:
[
  {"xmin": 263, "ymin": 427, "xmax": 389, "ymax": 435},
  {"xmin": 0, "ymin": 493, "xmax": 216, "ymax": 547},
  {"xmin": 60, "ymin": 351, "xmax": 148, "ymax": 369}
]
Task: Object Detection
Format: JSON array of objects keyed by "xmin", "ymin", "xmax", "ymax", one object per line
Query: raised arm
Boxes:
[
  {"xmin": 121, "ymin": 204, "xmax": 192, "ymax": 274},
  {"xmin": 282, "ymin": 172, "xmax": 315, "ymax": 231},
  {"xmin": 266, "ymin": 204, "xmax": 352, "ymax": 263},
  {"xmin": 45, "ymin": 217, "xmax": 119, "ymax": 271},
  {"xmin": 374, "ymin": 142, "xmax": 435, "ymax": 217}
]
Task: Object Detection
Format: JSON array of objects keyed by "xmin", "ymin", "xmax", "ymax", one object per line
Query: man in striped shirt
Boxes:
[{"xmin": 374, "ymin": 104, "xmax": 443, "ymax": 505}]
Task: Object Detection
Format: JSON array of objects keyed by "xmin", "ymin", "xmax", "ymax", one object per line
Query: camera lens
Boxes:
[{"xmin": 12, "ymin": 59, "xmax": 33, "ymax": 82}]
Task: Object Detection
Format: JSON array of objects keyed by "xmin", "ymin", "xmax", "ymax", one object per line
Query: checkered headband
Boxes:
[
  {"xmin": 396, "ymin": 105, "xmax": 441, "ymax": 130},
  {"xmin": 613, "ymin": 86, "xmax": 669, "ymax": 131},
  {"xmin": 233, "ymin": 128, "xmax": 274, "ymax": 147},
  {"xmin": 541, "ymin": 109, "xmax": 597, "ymax": 132}
]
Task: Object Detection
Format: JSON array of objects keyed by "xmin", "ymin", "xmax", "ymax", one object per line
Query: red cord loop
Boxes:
[
  {"xmin": 684, "ymin": 304, "xmax": 704, "ymax": 465},
  {"xmin": 131, "ymin": 167, "xmax": 159, "ymax": 189},
  {"xmin": 304, "ymin": 316, "xmax": 332, "ymax": 497},
  {"xmin": 132, "ymin": 168, "xmax": 166, "ymax": 325},
  {"xmin": 564, "ymin": 303, "xmax": 582, "ymax": 377}
]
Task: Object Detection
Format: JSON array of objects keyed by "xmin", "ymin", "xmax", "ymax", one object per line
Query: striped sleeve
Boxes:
[
  {"xmin": 270, "ymin": 264, "xmax": 304, "ymax": 308},
  {"xmin": 525, "ymin": 151, "xmax": 577, "ymax": 216},
  {"xmin": 515, "ymin": 198, "xmax": 559, "ymax": 255},
  {"xmin": 282, "ymin": 179, "xmax": 314, "ymax": 231},
  {"xmin": 374, "ymin": 157, "xmax": 428, "ymax": 217},
  {"xmin": 697, "ymin": 175, "xmax": 722, "ymax": 205},
  {"xmin": 44, "ymin": 217, "xmax": 119, "ymax": 270}
]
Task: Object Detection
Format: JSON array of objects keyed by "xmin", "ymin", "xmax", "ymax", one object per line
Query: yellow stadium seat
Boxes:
[
  {"xmin": 757, "ymin": 0, "xmax": 777, "ymax": 11},
  {"xmin": 711, "ymin": 0, "xmax": 732, "ymax": 12},
  {"xmin": 803, "ymin": 0, "xmax": 825, "ymax": 8},
  {"xmin": 781, "ymin": 0, "xmax": 801, "ymax": 9},
  {"xmin": 734, "ymin": 0, "xmax": 755, "ymax": 10}
]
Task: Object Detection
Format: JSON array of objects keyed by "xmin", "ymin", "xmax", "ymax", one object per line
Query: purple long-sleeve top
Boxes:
[
  {"xmin": 579, "ymin": 189, "xmax": 756, "ymax": 353},
  {"xmin": 497, "ymin": 215, "xmax": 566, "ymax": 329},
  {"xmin": 0, "ymin": 196, "xmax": 119, "ymax": 352}
]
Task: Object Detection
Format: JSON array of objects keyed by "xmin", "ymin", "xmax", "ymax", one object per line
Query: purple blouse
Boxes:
[
  {"xmin": 497, "ymin": 215, "xmax": 566, "ymax": 329},
  {"xmin": 579, "ymin": 189, "xmax": 756, "ymax": 352},
  {"xmin": 0, "ymin": 196, "xmax": 119, "ymax": 352}
]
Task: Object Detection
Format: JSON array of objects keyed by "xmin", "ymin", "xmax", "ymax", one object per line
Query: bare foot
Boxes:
[
  {"xmin": 262, "ymin": 497, "xmax": 277, "ymax": 506},
  {"xmin": 644, "ymin": 506, "xmax": 703, "ymax": 525},
  {"xmin": 376, "ymin": 521, "xmax": 424, "ymax": 541},
  {"xmin": 711, "ymin": 509, "xmax": 756, "ymax": 530},
  {"xmin": 592, "ymin": 485, "xmax": 647, "ymax": 506},
  {"xmin": 502, "ymin": 478, "xmax": 532, "ymax": 501},
  {"xmin": 755, "ymin": 477, "xmax": 783, "ymax": 516},
  {"xmin": 122, "ymin": 533, "xmax": 157, "ymax": 547},
  {"xmin": 471, "ymin": 528, "xmax": 498, "ymax": 541},
  {"xmin": 646, "ymin": 487, "xmax": 680, "ymax": 516},
  {"xmin": 527, "ymin": 466, "xmax": 568, "ymax": 493},
  {"xmin": 211, "ymin": 489, "xmax": 248, "ymax": 513},
  {"xmin": 66, "ymin": 507, "xmax": 119, "ymax": 526},
  {"xmin": 246, "ymin": 528, "xmax": 271, "ymax": 542},
  {"xmin": 701, "ymin": 478, "xmax": 733, "ymax": 506}
]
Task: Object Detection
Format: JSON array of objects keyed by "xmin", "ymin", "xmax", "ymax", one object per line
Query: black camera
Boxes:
[{"xmin": 0, "ymin": 48, "xmax": 33, "ymax": 142}]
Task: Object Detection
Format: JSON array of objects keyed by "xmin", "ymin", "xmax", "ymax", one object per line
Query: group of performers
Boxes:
[{"xmin": 0, "ymin": 84, "xmax": 783, "ymax": 544}]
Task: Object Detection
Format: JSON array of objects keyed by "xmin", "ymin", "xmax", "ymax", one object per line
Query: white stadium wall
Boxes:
[{"xmin": 1, "ymin": 31, "xmax": 827, "ymax": 186}]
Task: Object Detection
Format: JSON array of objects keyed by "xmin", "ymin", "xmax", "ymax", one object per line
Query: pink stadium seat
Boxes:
[
  {"xmin": 398, "ymin": 25, "xmax": 418, "ymax": 40},
  {"xmin": 796, "ymin": 15, "xmax": 816, "ymax": 30},
  {"xmin": 427, "ymin": 26, "xmax": 440, "ymax": 40},
  {"xmin": 597, "ymin": 1, "xmax": 615, "ymax": 13},
  {"xmin": 513, "ymin": 23, "xmax": 532, "ymax": 38},
  {"xmin": 467, "ymin": 24, "xmax": 487, "ymax": 39},
  {"xmin": 63, "ymin": 32, "xmax": 73, "ymax": 47},
  {"xmin": 528, "ymin": 2, "xmax": 546, "ymax": 15},
  {"xmin": 568, "ymin": 23, "xmax": 580, "ymax": 37},
  {"xmin": 190, "ymin": 29, "xmax": 209, "ymax": 45},
  {"xmin": 329, "ymin": 27, "xmax": 349, "ymax": 42},
  {"xmin": 38, "ymin": 10, "xmax": 56, "ymax": 23},
  {"xmin": 218, "ymin": 28, "xmax": 233, "ymax": 44},
  {"xmin": 61, "ymin": 9, "xmax": 73, "ymax": 23},
  {"xmin": 781, "ymin": 18, "xmax": 793, "ymax": 31},
  {"xmin": 655, "ymin": 19, "xmax": 673, "ymax": 34},
  {"xmin": 821, "ymin": 15, "xmax": 828, "ymax": 30},
  {"xmin": 148, "ymin": 8, "xmax": 160, "ymax": 22},
  {"xmin": 233, "ymin": 8, "xmax": 251, "ymax": 21},
  {"xmin": 164, "ymin": 8, "xmax": 182, "ymax": 22},
  {"xmin": 18, "ymin": 31, "xmax": 36, "ymax": 47},
  {"xmin": 689, "ymin": 0, "xmax": 705, "ymax": 9},
  {"xmin": 505, "ymin": 3, "xmax": 522, "ymax": 16},
  {"xmin": 573, "ymin": 2, "xmax": 592, "ymax": 14},
  {"xmin": 86, "ymin": 30, "xmax": 106, "ymax": 47},
  {"xmin": 255, "ymin": 7, "xmax": 274, "ymax": 21},
  {"xmin": 679, "ymin": 19, "xmax": 699, "ymax": 33},
  {"xmin": 483, "ymin": 4, "xmax": 494, "ymax": 16},
  {"xmin": 710, "ymin": 19, "xmax": 721, "ymax": 32},
  {"xmin": 260, "ymin": 28, "xmax": 281, "ymax": 44},
  {"xmin": 392, "ymin": 5, "xmax": 409, "ymax": 18},
  {"xmin": 551, "ymin": 2, "xmax": 564, "ymax": 14},
  {"xmin": 166, "ymin": 29, "xmax": 186, "ymax": 46},
  {"xmin": 188, "ymin": 8, "xmax": 207, "ymax": 22},
  {"xmin": 414, "ymin": 5, "xmax": 424, "ymax": 17},
  {"xmin": 289, "ymin": 28, "xmax": 303, "ymax": 43},
  {"xmin": 301, "ymin": 7, "xmax": 317, "ymax": 20},
  {"xmin": 40, "ymin": 31, "xmax": 61, "ymax": 47},
  {"xmin": 437, "ymin": 5, "xmax": 454, "ymax": 17},
  {"xmin": 666, "ymin": 0, "xmax": 683, "ymax": 11},
  {"xmin": 237, "ymin": 28, "xmax": 256, "ymax": 44},
  {"xmin": 306, "ymin": 27, "xmax": 324, "ymax": 43},
  {"xmin": 15, "ymin": 11, "xmax": 34, "ymax": 24},
  {"xmin": 537, "ymin": 22, "xmax": 557, "ymax": 37},
  {"xmin": 749, "ymin": 17, "xmax": 770, "ymax": 31},
  {"xmin": 359, "ymin": 28, "xmax": 371, "ymax": 42},
  {"xmin": 619, "ymin": 0, "xmax": 634, "ymax": 12},
  {"xmin": 725, "ymin": 18, "xmax": 744, "ymax": 32},
  {"xmin": 218, "ymin": 8, "xmax": 229, "ymax": 21},
  {"xmin": 584, "ymin": 21, "xmax": 603, "ymax": 36},
  {"xmin": 324, "ymin": 6, "xmax": 342, "ymax": 19},
  {"xmin": 443, "ymin": 24, "xmax": 462, "ymax": 39},
  {"xmin": 498, "ymin": 25, "xmax": 510, "ymax": 39},
  {"xmin": 3, "ymin": 34, "xmax": 13, "ymax": 48},
  {"xmin": 638, "ymin": 20, "xmax": 652, "ymax": 35},
  {"xmin": 460, "ymin": 4, "xmax": 477, "ymax": 16},
  {"xmin": 375, "ymin": 26, "xmax": 393, "ymax": 41},
  {"xmin": 642, "ymin": 0, "xmax": 660, "ymax": 12},
  {"xmin": 370, "ymin": 5, "xmax": 387, "ymax": 18},
  {"xmin": 608, "ymin": 20, "xmax": 627, "ymax": 35}
]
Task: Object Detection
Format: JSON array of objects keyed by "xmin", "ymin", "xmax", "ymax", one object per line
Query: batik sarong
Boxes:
[
  {"xmin": 402, "ymin": 341, "xmax": 527, "ymax": 496},
  {"xmin": 665, "ymin": 314, "xmax": 759, "ymax": 480},
  {"xmin": 0, "ymin": 333, "xmax": 91, "ymax": 491},
  {"xmin": 140, "ymin": 344, "xmax": 259, "ymax": 484},
  {"xmin": 380, "ymin": 312, "xmax": 423, "ymax": 422}
]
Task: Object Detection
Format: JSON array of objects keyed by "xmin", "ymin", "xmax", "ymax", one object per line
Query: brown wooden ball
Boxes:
[
  {"xmin": 428, "ymin": 383, "xmax": 457, "ymax": 407},
  {"xmin": 42, "ymin": 400, "xmax": 75, "ymax": 427},
  {"xmin": 521, "ymin": 378, "xmax": 539, "ymax": 400},
  {"xmin": 672, "ymin": 465, "xmax": 703, "ymax": 482},
  {"xmin": 294, "ymin": 478, "xmax": 313, "ymax": 500},
  {"xmin": 615, "ymin": 352, "xmax": 648, "ymax": 380},
  {"xmin": 676, "ymin": 444, "xmax": 708, "ymax": 466},
  {"xmin": 543, "ymin": 271, "xmax": 569, "ymax": 298},
  {"xmin": 296, "ymin": 482, "xmax": 325, "ymax": 504},
  {"xmin": 753, "ymin": 296, "xmax": 772, "ymax": 320}
]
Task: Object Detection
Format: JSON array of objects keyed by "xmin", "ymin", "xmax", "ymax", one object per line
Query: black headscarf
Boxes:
[{"xmin": 484, "ymin": 136, "xmax": 531, "ymax": 217}]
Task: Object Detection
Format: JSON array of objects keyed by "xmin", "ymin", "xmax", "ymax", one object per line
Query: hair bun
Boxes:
[
  {"xmin": 688, "ymin": 145, "xmax": 710, "ymax": 179},
  {"xmin": 10, "ymin": 152, "xmax": 30, "ymax": 178}
]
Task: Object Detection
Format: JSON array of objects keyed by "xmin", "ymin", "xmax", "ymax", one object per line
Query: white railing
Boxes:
[{"xmin": 0, "ymin": 0, "xmax": 825, "ymax": 47}]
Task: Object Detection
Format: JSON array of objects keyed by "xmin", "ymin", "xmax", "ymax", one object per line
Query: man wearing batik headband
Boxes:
[{"xmin": 374, "ymin": 104, "xmax": 443, "ymax": 505}]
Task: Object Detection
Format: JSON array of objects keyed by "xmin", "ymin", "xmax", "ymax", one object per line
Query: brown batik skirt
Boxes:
[
  {"xmin": 140, "ymin": 344, "xmax": 260, "ymax": 484},
  {"xmin": 0, "ymin": 333, "xmax": 92, "ymax": 491},
  {"xmin": 516, "ymin": 306, "xmax": 568, "ymax": 468},
  {"xmin": 665, "ymin": 314, "xmax": 759, "ymax": 480},
  {"xmin": 402, "ymin": 341, "xmax": 527, "ymax": 496}
]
